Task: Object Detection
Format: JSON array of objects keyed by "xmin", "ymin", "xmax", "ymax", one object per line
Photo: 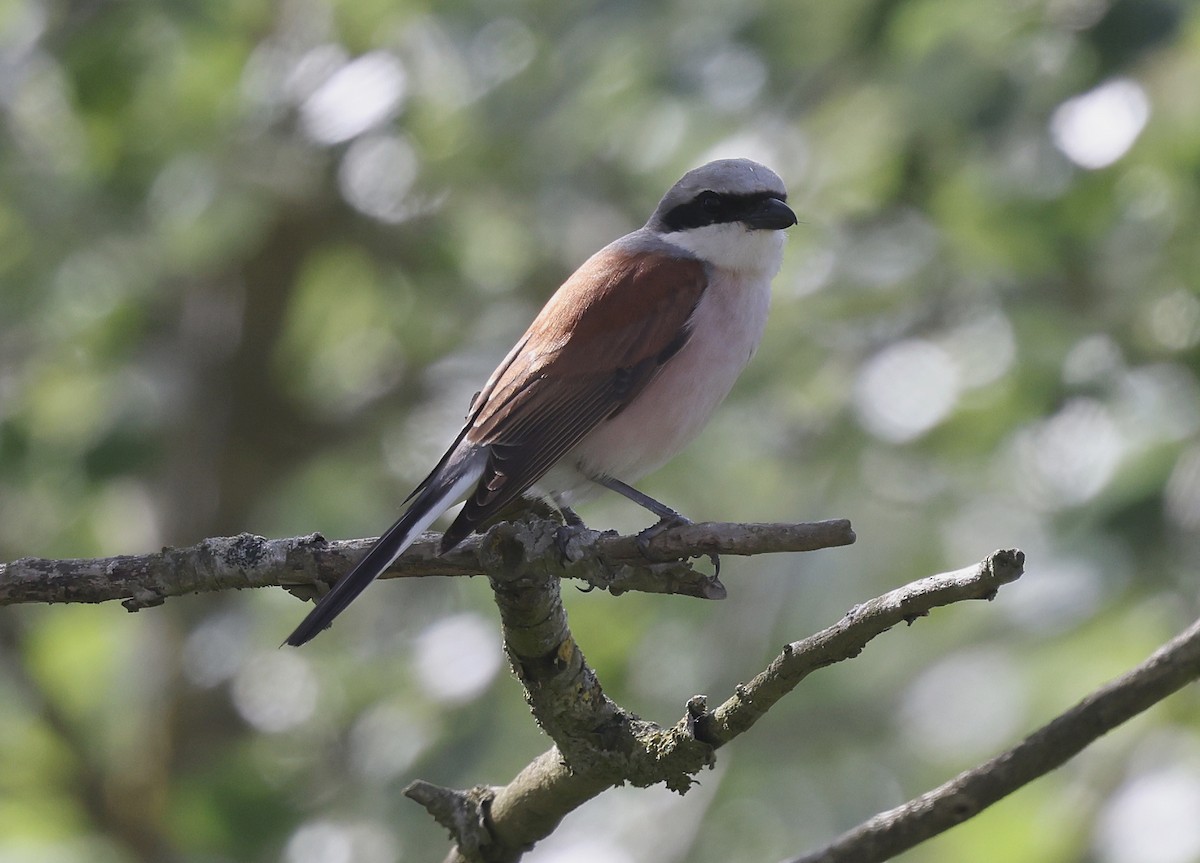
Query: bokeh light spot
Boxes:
[
  {"xmin": 939, "ymin": 309, "xmax": 1016, "ymax": 389},
  {"xmin": 1095, "ymin": 768, "xmax": 1200, "ymax": 863},
  {"xmin": 700, "ymin": 46, "xmax": 767, "ymax": 112},
  {"xmin": 231, "ymin": 650, "xmax": 318, "ymax": 732},
  {"xmin": 284, "ymin": 820, "xmax": 400, "ymax": 863},
  {"xmin": 841, "ymin": 209, "xmax": 938, "ymax": 288},
  {"xmin": 301, "ymin": 51, "xmax": 407, "ymax": 145},
  {"xmin": 349, "ymin": 703, "xmax": 432, "ymax": 783},
  {"xmin": 854, "ymin": 339, "xmax": 961, "ymax": 443},
  {"xmin": 1012, "ymin": 398, "xmax": 1123, "ymax": 508},
  {"xmin": 412, "ymin": 613, "xmax": 503, "ymax": 704},
  {"xmin": 1050, "ymin": 77, "xmax": 1149, "ymax": 170},
  {"xmin": 898, "ymin": 648, "xmax": 1028, "ymax": 763},
  {"xmin": 1165, "ymin": 445, "xmax": 1200, "ymax": 530},
  {"xmin": 339, "ymin": 134, "xmax": 419, "ymax": 223},
  {"xmin": 470, "ymin": 18, "xmax": 537, "ymax": 86},
  {"xmin": 1144, "ymin": 290, "xmax": 1200, "ymax": 352},
  {"xmin": 182, "ymin": 611, "xmax": 251, "ymax": 688},
  {"xmin": 1062, "ymin": 334, "xmax": 1124, "ymax": 386},
  {"xmin": 147, "ymin": 154, "xmax": 218, "ymax": 228}
]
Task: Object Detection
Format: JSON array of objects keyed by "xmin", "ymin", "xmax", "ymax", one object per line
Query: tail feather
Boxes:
[{"xmin": 284, "ymin": 453, "xmax": 484, "ymax": 647}]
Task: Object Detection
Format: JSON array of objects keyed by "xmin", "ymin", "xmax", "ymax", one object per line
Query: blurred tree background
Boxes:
[{"xmin": 2, "ymin": 0, "xmax": 1200, "ymax": 860}]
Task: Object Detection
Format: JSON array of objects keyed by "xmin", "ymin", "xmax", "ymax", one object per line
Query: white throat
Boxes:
[{"xmin": 658, "ymin": 223, "xmax": 787, "ymax": 276}]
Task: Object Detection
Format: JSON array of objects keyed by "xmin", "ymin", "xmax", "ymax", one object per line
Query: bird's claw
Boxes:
[
  {"xmin": 635, "ymin": 514, "xmax": 722, "ymax": 579},
  {"xmin": 703, "ymin": 571, "xmax": 727, "ymax": 599},
  {"xmin": 557, "ymin": 524, "xmax": 608, "ymax": 592},
  {"xmin": 554, "ymin": 523, "xmax": 589, "ymax": 562},
  {"xmin": 634, "ymin": 513, "xmax": 692, "ymax": 557}
]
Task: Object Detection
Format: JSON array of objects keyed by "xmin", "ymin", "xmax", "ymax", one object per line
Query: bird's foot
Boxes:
[
  {"xmin": 634, "ymin": 512, "xmax": 690, "ymax": 556},
  {"xmin": 635, "ymin": 514, "xmax": 722, "ymax": 579},
  {"xmin": 555, "ymin": 522, "xmax": 596, "ymax": 563},
  {"xmin": 554, "ymin": 519, "xmax": 613, "ymax": 592}
]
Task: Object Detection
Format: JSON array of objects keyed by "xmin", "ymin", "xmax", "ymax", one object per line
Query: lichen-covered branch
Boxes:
[
  {"xmin": 786, "ymin": 611, "xmax": 1200, "ymax": 863},
  {"xmin": 0, "ymin": 518, "xmax": 855, "ymax": 611},
  {"xmin": 405, "ymin": 537, "xmax": 1025, "ymax": 863}
]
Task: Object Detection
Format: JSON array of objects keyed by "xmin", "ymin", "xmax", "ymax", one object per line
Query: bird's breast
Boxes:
[{"xmin": 565, "ymin": 268, "xmax": 773, "ymax": 486}]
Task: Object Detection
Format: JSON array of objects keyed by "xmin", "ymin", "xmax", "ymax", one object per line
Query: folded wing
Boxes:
[{"xmin": 440, "ymin": 247, "xmax": 707, "ymax": 548}]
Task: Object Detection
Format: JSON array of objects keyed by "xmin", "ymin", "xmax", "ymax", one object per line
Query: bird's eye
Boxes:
[{"xmin": 698, "ymin": 191, "xmax": 722, "ymax": 213}]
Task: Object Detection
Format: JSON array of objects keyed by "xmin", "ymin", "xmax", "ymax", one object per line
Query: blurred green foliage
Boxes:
[{"xmin": 2, "ymin": 0, "xmax": 1200, "ymax": 861}]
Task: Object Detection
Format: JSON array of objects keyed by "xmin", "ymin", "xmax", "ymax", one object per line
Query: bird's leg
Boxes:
[
  {"xmin": 551, "ymin": 502, "xmax": 601, "ymax": 586},
  {"xmin": 554, "ymin": 503, "xmax": 586, "ymax": 557},
  {"xmin": 591, "ymin": 475, "xmax": 721, "ymax": 577},
  {"xmin": 559, "ymin": 504, "xmax": 586, "ymax": 527}
]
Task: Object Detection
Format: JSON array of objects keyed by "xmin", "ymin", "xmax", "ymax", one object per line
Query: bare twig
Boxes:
[
  {"xmin": 698, "ymin": 551, "xmax": 1025, "ymax": 746},
  {"xmin": 787, "ymin": 612, "xmax": 1200, "ymax": 863},
  {"xmin": 0, "ymin": 519, "xmax": 855, "ymax": 611}
]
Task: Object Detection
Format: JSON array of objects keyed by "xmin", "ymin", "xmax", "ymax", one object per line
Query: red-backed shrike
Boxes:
[{"xmin": 286, "ymin": 158, "xmax": 796, "ymax": 646}]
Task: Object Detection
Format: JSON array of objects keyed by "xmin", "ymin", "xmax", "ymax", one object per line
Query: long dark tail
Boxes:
[{"xmin": 284, "ymin": 455, "xmax": 484, "ymax": 647}]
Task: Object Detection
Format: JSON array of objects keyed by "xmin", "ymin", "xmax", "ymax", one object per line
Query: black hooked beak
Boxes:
[{"xmin": 743, "ymin": 197, "xmax": 798, "ymax": 231}]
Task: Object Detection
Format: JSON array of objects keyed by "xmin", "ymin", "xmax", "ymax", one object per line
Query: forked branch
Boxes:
[
  {"xmin": 15, "ymin": 519, "xmax": 1167, "ymax": 863},
  {"xmin": 405, "ymin": 527, "xmax": 1025, "ymax": 863}
]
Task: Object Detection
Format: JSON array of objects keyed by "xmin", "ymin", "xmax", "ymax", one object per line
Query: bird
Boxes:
[{"xmin": 285, "ymin": 158, "xmax": 796, "ymax": 647}]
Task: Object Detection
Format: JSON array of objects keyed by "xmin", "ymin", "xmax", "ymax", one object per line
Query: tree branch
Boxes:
[
  {"xmin": 696, "ymin": 550, "xmax": 1026, "ymax": 747},
  {"xmin": 787, "ymin": 611, "xmax": 1200, "ymax": 863},
  {"xmin": 404, "ymin": 537, "xmax": 1025, "ymax": 863},
  {"xmin": 0, "ymin": 518, "xmax": 855, "ymax": 610},
  {"xmin": 33, "ymin": 522, "xmax": 1176, "ymax": 863}
]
